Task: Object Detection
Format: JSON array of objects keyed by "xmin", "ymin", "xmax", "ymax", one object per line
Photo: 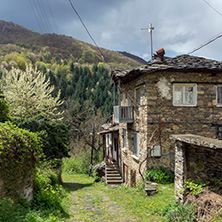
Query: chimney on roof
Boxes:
[{"xmin": 156, "ymin": 48, "xmax": 165, "ymax": 62}]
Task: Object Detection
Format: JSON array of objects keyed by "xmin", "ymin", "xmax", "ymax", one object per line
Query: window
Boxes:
[
  {"xmin": 216, "ymin": 86, "xmax": 222, "ymax": 105},
  {"xmin": 133, "ymin": 131, "xmax": 140, "ymax": 155},
  {"xmin": 122, "ymin": 93, "xmax": 126, "ymax": 106},
  {"xmin": 136, "ymin": 87, "xmax": 141, "ymax": 106},
  {"xmin": 216, "ymin": 125, "xmax": 222, "ymax": 140},
  {"xmin": 123, "ymin": 129, "xmax": 127, "ymax": 148},
  {"xmin": 127, "ymin": 92, "xmax": 132, "ymax": 106},
  {"xmin": 173, "ymin": 84, "xmax": 197, "ymax": 106}
]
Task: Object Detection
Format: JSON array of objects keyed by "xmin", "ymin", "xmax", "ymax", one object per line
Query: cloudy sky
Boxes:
[{"xmin": 1, "ymin": 0, "xmax": 222, "ymax": 61}]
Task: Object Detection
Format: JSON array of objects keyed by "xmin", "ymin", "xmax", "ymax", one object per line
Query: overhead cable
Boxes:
[
  {"xmin": 46, "ymin": 0, "xmax": 59, "ymax": 33},
  {"xmin": 28, "ymin": 0, "xmax": 44, "ymax": 33},
  {"xmin": 202, "ymin": 0, "xmax": 222, "ymax": 17},
  {"xmin": 31, "ymin": 0, "xmax": 48, "ymax": 33},
  {"xmin": 68, "ymin": 0, "xmax": 106, "ymax": 62},
  {"xmin": 188, "ymin": 31, "xmax": 222, "ymax": 54},
  {"xmin": 36, "ymin": 0, "xmax": 53, "ymax": 33},
  {"xmin": 188, "ymin": 0, "xmax": 222, "ymax": 54}
]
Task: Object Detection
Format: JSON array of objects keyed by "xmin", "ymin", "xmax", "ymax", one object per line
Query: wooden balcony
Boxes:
[{"xmin": 113, "ymin": 106, "xmax": 134, "ymax": 124}]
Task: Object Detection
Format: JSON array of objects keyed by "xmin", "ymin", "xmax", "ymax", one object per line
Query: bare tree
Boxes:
[{"xmin": 64, "ymin": 100, "xmax": 109, "ymax": 176}]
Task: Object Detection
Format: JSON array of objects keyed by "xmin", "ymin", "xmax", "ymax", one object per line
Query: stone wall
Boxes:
[
  {"xmin": 119, "ymin": 74, "xmax": 148, "ymax": 185},
  {"xmin": 118, "ymin": 70, "xmax": 222, "ymax": 185},
  {"xmin": 0, "ymin": 175, "xmax": 33, "ymax": 202},
  {"xmin": 171, "ymin": 134, "xmax": 222, "ymax": 202},
  {"xmin": 146, "ymin": 71, "xmax": 222, "ymax": 171}
]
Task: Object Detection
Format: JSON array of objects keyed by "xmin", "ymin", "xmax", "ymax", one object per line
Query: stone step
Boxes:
[
  {"xmin": 106, "ymin": 174, "xmax": 121, "ymax": 177},
  {"xmin": 106, "ymin": 176, "xmax": 122, "ymax": 180},
  {"xmin": 106, "ymin": 164, "xmax": 118, "ymax": 167},
  {"xmin": 105, "ymin": 163, "xmax": 123, "ymax": 185},
  {"xmin": 106, "ymin": 179, "xmax": 123, "ymax": 184},
  {"xmin": 106, "ymin": 169, "xmax": 119, "ymax": 172},
  {"xmin": 106, "ymin": 166, "xmax": 118, "ymax": 169}
]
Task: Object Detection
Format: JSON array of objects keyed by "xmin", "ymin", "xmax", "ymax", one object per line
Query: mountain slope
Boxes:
[{"xmin": 0, "ymin": 20, "xmax": 145, "ymax": 69}]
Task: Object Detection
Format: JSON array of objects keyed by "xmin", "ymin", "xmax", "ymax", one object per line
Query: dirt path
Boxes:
[{"xmin": 63, "ymin": 174, "xmax": 138, "ymax": 222}]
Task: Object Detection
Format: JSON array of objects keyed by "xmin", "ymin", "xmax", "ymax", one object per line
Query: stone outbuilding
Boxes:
[{"xmin": 171, "ymin": 134, "xmax": 222, "ymax": 220}]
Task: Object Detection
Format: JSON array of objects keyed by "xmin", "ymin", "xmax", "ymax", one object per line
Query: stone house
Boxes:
[{"xmin": 108, "ymin": 54, "xmax": 222, "ymax": 186}]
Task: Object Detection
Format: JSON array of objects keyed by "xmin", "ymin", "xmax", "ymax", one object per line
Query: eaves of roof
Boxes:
[{"xmin": 112, "ymin": 54, "xmax": 222, "ymax": 84}]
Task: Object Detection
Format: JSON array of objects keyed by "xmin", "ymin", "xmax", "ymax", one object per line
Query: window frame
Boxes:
[
  {"xmin": 173, "ymin": 83, "xmax": 197, "ymax": 106},
  {"xmin": 135, "ymin": 87, "xmax": 141, "ymax": 106},
  {"xmin": 216, "ymin": 85, "xmax": 222, "ymax": 106},
  {"xmin": 123, "ymin": 129, "xmax": 127, "ymax": 148},
  {"xmin": 133, "ymin": 131, "xmax": 140, "ymax": 156},
  {"xmin": 216, "ymin": 125, "xmax": 222, "ymax": 140}
]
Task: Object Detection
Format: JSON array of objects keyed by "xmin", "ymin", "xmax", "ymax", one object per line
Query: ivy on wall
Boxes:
[{"xmin": 0, "ymin": 122, "xmax": 43, "ymax": 201}]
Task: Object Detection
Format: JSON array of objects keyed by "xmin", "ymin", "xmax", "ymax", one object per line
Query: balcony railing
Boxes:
[{"xmin": 114, "ymin": 106, "xmax": 134, "ymax": 124}]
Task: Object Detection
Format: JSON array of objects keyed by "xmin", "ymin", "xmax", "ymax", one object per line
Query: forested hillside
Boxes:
[
  {"xmin": 0, "ymin": 20, "xmax": 145, "ymax": 69},
  {"xmin": 55, "ymin": 62, "xmax": 113, "ymax": 115}
]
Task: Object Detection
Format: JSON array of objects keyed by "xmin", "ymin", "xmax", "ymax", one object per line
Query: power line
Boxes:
[
  {"xmin": 46, "ymin": 0, "xmax": 59, "ymax": 33},
  {"xmin": 188, "ymin": 31, "xmax": 222, "ymax": 54},
  {"xmin": 28, "ymin": 0, "xmax": 44, "ymax": 33},
  {"xmin": 188, "ymin": 0, "xmax": 222, "ymax": 54},
  {"xmin": 202, "ymin": 0, "xmax": 222, "ymax": 17},
  {"xmin": 36, "ymin": 0, "xmax": 53, "ymax": 33},
  {"xmin": 31, "ymin": 0, "xmax": 48, "ymax": 33},
  {"xmin": 68, "ymin": 0, "xmax": 106, "ymax": 62}
]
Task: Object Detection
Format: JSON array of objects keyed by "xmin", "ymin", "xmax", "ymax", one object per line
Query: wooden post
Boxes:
[
  {"xmin": 89, "ymin": 126, "xmax": 95, "ymax": 177},
  {"xmin": 113, "ymin": 81, "xmax": 116, "ymax": 106}
]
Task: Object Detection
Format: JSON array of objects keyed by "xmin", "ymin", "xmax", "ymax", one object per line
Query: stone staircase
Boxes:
[{"xmin": 105, "ymin": 163, "xmax": 123, "ymax": 185}]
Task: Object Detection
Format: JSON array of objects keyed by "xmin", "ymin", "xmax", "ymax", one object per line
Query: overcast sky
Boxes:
[{"xmin": 1, "ymin": 0, "xmax": 222, "ymax": 61}]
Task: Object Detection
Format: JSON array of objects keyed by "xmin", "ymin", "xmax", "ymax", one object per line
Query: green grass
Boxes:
[
  {"xmin": 62, "ymin": 173, "xmax": 175, "ymax": 222},
  {"xmin": 0, "ymin": 169, "xmax": 69, "ymax": 222}
]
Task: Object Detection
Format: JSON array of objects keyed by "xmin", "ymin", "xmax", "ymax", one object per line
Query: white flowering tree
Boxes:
[{"xmin": 0, "ymin": 64, "xmax": 63, "ymax": 120}]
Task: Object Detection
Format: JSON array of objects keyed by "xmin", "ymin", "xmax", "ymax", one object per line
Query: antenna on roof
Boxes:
[{"xmin": 141, "ymin": 23, "xmax": 154, "ymax": 61}]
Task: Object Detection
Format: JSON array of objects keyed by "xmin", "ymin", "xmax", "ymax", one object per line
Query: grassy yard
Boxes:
[{"xmin": 62, "ymin": 173, "xmax": 175, "ymax": 222}]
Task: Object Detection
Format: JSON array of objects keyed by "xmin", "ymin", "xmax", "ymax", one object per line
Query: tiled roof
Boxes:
[{"xmin": 112, "ymin": 54, "xmax": 222, "ymax": 83}]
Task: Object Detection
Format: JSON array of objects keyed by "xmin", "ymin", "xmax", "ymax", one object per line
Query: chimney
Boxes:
[{"xmin": 156, "ymin": 48, "xmax": 165, "ymax": 62}]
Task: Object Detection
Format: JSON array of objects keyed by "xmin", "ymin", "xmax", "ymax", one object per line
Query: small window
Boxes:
[
  {"xmin": 216, "ymin": 86, "xmax": 222, "ymax": 105},
  {"xmin": 173, "ymin": 84, "xmax": 197, "ymax": 106},
  {"xmin": 216, "ymin": 125, "xmax": 222, "ymax": 140},
  {"xmin": 122, "ymin": 92, "xmax": 126, "ymax": 106},
  {"xmin": 123, "ymin": 129, "xmax": 127, "ymax": 148},
  {"xmin": 127, "ymin": 92, "xmax": 132, "ymax": 106},
  {"xmin": 133, "ymin": 131, "xmax": 140, "ymax": 155},
  {"xmin": 136, "ymin": 88, "xmax": 141, "ymax": 106}
]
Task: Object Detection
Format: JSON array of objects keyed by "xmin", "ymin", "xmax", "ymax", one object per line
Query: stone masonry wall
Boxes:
[
  {"xmin": 146, "ymin": 71, "xmax": 222, "ymax": 171},
  {"xmin": 173, "ymin": 137, "xmax": 222, "ymax": 202},
  {"xmin": 119, "ymin": 74, "xmax": 148, "ymax": 185},
  {"xmin": 119, "ymin": 70, "xmax": 222, "ymax": 185}
]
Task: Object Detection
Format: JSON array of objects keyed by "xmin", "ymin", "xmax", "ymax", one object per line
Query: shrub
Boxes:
[
  {"xmin": 185, "ymin": 179, "xmax": 210, "ymax": 195},
  {"xmin": 0, "ymin": 121, "xmax": 43, "ymax": 201},
  {"xmin": 145, "ymin": 167, "xmax": 174, "ymax": 184},
  {"xmin": 32, "ymin": 169, "xmax": 66, "ymax": 212},
  {"xmin": 0, "ymin": 97, "xmax": 11, "ymax": 122},
  {"xmin": 62, "ymin": 150, "xmax": 91, "ymax": 174},
  {"xmin": 161, "ymin": 201, "xmax": 197, "ymax": 222},
  {"xmin": 92, "ymin": 170, "xmax": 100, "ymax": 182},
  {"xmin": 0, "ymin": 198, "xmax": 30, "ymax": 222},
  {"xmin": 13, "ymin": 117, "xmax": 70, "ymax": 162}
]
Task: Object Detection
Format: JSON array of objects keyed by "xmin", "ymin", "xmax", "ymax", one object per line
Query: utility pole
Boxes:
[{"xmin": 141, "ymin": 23, "xmax": 154, "ymax": 61}]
